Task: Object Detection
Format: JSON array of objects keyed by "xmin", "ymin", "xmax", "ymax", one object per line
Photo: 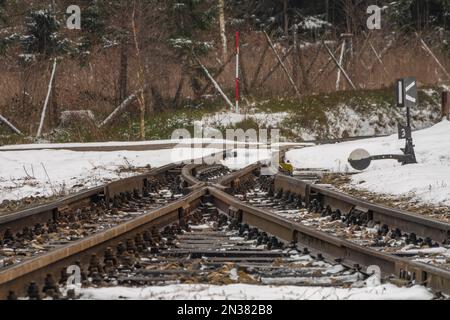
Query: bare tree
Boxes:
[
  {"xmin": 132, "ymin": 0, "xmax": 146, "ymax": 140},
  {"xmin": 283, "ymin": 0, "xmax": 289, "ymax": 36},
  {"xmin": 219, "ymin": 0, "xmax": 227, "ymax": 62}
]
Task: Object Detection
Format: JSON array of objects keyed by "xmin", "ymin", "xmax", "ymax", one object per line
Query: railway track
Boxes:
[
  {"xmin": 233, "ymin": 177, "xmax": 450, "ymax": 269},
  {"xmin": 84, "ymin": 203, "xmax": 365, "ymax": 293},
  {"xmin": 0, "ymin": 161, "xmax": 449, "ymax": 299},
  {"xmin": 0, "ymin": 171, "xmax": 183, "ymax": 270}
]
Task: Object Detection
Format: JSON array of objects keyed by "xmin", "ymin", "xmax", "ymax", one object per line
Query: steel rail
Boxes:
[
  {"xmin": 0, "ymin": 188, "xmax": 207, "ymax": 299},
  {"xmin": 274, "ymin": 174, "xmax": 450, "ymax": 243},
  {"xmin": 181, "ymin": 162, "xmax": 261, "ymax": 194},
  {"xmin": 181, "ymin": 164, "xmax": 206, "ymax": 189},
  {"xmin": 209, "ymin": 187, "xmax": 450, "ymax": 294},
  {"xmin": 2, "ymin": 163, "xmax": 450, "ymax": 298},
  {"xmin": 0, "ymin": 163, "xmax": 181, "ymax": 233},
  {"xmin": 216, "ymin": 163, "xmax": 261, "ymax": 188}
]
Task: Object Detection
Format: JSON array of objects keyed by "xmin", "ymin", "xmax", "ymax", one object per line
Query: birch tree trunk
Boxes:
[
  {"xmin": 132, "ymin": 0, "xmax": 146, "ymax": 140},
  {"xmin": 0, "ymin": 114, "xmax": 22, "ymax": 135},
  {"xmin": 118, "ymin": 40, "xmax": 129, "ymax": 103},
  {"xmin": 218, "ymin": 0, "xmax": 227, "ymax": 62},
  {"xmin": 36, "ymin": 58, "xmax": 57, "ymax": 138},
  {"xmin": 283, "ymin": 0, "xmax": 289, "ymax": 36}
]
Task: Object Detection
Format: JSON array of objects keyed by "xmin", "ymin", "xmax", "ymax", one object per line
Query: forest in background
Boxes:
[{"xmin": 0, "ymin": 0, "xmax": 449, "ymax": 141}]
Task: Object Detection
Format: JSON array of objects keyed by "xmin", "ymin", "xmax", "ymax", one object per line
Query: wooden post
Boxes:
[
  {"xmin": 323, "ymin": 41, "xmax": 356, "ymax": 90},
  {"xmin": 0, "ymin": 114, "xmax": 22, "ymax": 135},
  {"xmin": 336, "ymin": 39, "xmax": 346, "ymax": 90},
  {"xmin": 36, "ymin": 58, "xmax": 57, "ymax": 138},
  {"xmin": 418, "ymin": 35, "xmax": 450, "ymax": 79},
  {"xmin": 292, "ymin": 25, "xmax": 299, "ymax": 86},
  {"xmin": 264, "ymin": 31, "xmax": 301, "ymax": 97},
  {"xmin": 100, "ymin": 85, "xmax": 148, "ymax": 128},
  {"xmin": 443, "ymin": 92, "xmax": 450, "ymax": 120},
  {"xmin": 260, "ymin": 46, "xmax": 293, "ymax": 86},
  {"xmin": 368, "ymin": 40, "xmax": 390, "ymax": 77},
  {"xmin": 194, "ymin": 55, "xmax": 235, "ymax": 110},
  {"xmin": 250, "ymin": 42, "xmax": 269, "ymax": 91},
  {"xmin": 49, "ymin": 63, "xmax": 59, "ymax": 128}
]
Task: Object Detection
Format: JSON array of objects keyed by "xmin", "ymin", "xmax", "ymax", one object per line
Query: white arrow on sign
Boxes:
[
  {"xmin": 405, "ymin": 81, "xmax": 416, "ymax": 103},
  {"xmin": 397, "ymin": 80, "xmax": 403, "ymax": 104}
]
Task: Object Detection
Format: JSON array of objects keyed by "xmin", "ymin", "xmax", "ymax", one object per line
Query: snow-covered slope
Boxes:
[
  {"xmin": 198, "ymin": 111, "xmax": 289, "ymax": 128},
  {"xmin": 286, "ymin": 120, "xmax": 450, "ymax": 206}
]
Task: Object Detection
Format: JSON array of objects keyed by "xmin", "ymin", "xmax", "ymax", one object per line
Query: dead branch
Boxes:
[
  {"xmin": 100, "ymin": 85, "xmax": 148, "ymax": 128},
  {"xmin": 0, "ymin": 114, "xmax": 22, "ymax": 135},
  {"xmin": 199, "ymin": 53, "xmax": 235, "ymax": 97},
  {"xmin": 250, "ymin": 42, "xmax": 270, "ymax": 90},
  {"xmin": 259, "ymin": 46, "xmax": 293, "ymax": 86},
  {"xmin": 263, "ymin": 31, "xmax": 300, "ymax": 96},
  {"xmin": 194, "ymin": 55, "xmax": 234, "ymax": 110},
  {"xmin": 323, "ymin": 41, "xmax": 357, "ymax": 90},
  {"xmin": 418, "ymin": 34, "xmax": 450, "ymax": 79},
  {"xmin": 36, "ymin": 58, "xmax": 57, "ymax": 138}
]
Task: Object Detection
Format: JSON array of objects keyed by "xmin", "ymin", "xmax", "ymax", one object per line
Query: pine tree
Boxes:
[
  {"xmin": 167, "ymin": 0, "xmax": 217, "ymax": 55},
  {"xmin": 21, "ymin": 8, "xmax": 67, "ymax": 58},
  {"xmin": 0, "ymin": 0, "xmax": 6, "ymax": 25},
  {"xmin": 75, "ymin": 1, "xmax": 107, "ymax": 58},
  {"xmin": 167, "ymin": 0, "xmax": 218, "ymax": 99},
  {"xmin": 0, "ymin": 0, "xmax": 8, "ymax": 55}
]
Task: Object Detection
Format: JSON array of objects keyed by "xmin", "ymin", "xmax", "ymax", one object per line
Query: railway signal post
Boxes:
[
  {"xmin": 396, "ymin": 77, "xmax": 417, "ymax": 165},
  {"xmin": 348, "ymin": 77, "xmax": 418, "ymax": 170}
]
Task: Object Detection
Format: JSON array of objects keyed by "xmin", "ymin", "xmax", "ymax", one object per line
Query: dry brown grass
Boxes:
[{"xmin": 0, "ymin": 30, "xmax": 448, "ymax": 137}]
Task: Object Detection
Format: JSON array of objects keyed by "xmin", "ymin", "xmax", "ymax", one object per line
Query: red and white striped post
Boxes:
[{"xmin": 235, "ymin": 31, "xmax": 240, "ymax": 113}]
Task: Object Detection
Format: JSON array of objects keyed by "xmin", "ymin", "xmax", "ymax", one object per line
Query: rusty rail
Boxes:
[
  {"xmin": 2, "ymin": 162, "xmax": 450, "ymax": 298},
  {"xmin": 274, "ymin": 174, "xmax": 450, "ymax": 243},
  {"xmin": 0, "ymin": 163, "xmax": 181, "ymax": 234},
  {"xmin": 209, "ymin": 187, "xmax": 450, "ymax": 294},
  {"xmin": 182, "ymin": 162, "xmax": 261, "ymax": 190},
  {"xmin": 0, "ymin": 188, "xmax": 207, "ymax": 299},
  {"xmin": 216, "ymin": 163, "xmax": 261, "ymax": 188}
]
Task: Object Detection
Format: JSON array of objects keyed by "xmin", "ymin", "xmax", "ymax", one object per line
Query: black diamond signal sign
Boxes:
[{"xmin": 396, "ymin": 77, "xmax": 417, "ymax": 108}]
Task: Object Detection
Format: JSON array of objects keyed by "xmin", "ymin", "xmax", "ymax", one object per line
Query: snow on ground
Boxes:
[
  {"xmin": 195, "ymin": 92, "xmax": 439, "ymax": 141},
  {"xmin": 323, "ymin": 102, "xmax": 437, "ymax": 139},
  {"xmin": 0, "ymin": 138, "xmax": 306, "ymax": 151},
  {"xmin": 197, "ymin": 112, "xmax": 289, "ymax": 129},
  {"xmin": 0, "ymin": 148, "xmax": 221, "ymax": 202},
  {"xmin": 80, "ymin": 283, "xmax": 432, "ymax": 300},
  {"xmin": 0, "ymin": 138, "xmax": 254, "ymax": 151},
  {"xmin": 0, "ymin": 145, "xmax": 275, "ymax": 203},
  {"xmin": 222, "ymin": 148, "xmax": 272, "ymax": 170},
  {"xmin": 286, "ymin": 120, "xmax": 450, "ymax": 206}
]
